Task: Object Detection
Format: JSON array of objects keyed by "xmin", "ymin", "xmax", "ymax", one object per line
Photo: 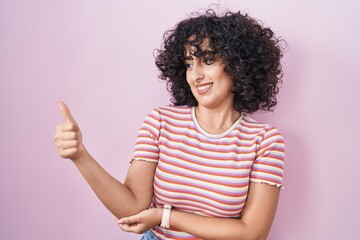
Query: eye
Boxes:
[
  {"xmin": 202, "ymin": 51, "xmax": 216, "ymax": 65},
  {"xmin": 203, "ymin": 57, "xmax": 215, "ymax": 65},
  {"xmin": 184, "ymin": 62, "xmax": 193, "ymax": 69}
]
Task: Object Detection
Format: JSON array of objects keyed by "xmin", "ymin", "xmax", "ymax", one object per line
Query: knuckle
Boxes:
[
  {"xmin": 72, "ymin": 132, "xmax": 78, "ymax": 140},
  {"xmin": 68, "ymin": 122, "xmax": 75, "ymax": 129},
  {"xmin": 68, "ymin": 122, "xmax": 78, "ymax": 131},
  {"xmin": 72, "ymin": 132, "xmax": 78, "ymax": 139},
  {"xmin": 59, "ymin": 151, "xmax": 67, "ymax": 158},
  {"xmin": 54, "ymin": 130, "xmax": 61, "ymax": 138},
  {"xmin": 55, "ymin": 141, "xmax": 62, "ymax": 148}
]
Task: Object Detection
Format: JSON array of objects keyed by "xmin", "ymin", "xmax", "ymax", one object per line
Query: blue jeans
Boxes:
[{"xmin": 141, "ymin": 229, "xmax": 158, "ymax": 240}]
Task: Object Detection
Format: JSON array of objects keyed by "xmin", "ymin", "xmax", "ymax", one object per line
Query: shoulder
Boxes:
[
  {"xmin": 143, "ymin": 105, "xmax": 192, "ymax": 124},
  {"xmin": 157, "ymin": 105, "xmax": 191, "ymax": 113},
  {"xmin": 152, "ymin": 105, "xmax": 192, "ymax": 118},
  {"xmin": 240, "ymin": 114, "xmax": 284, "ymax": 143}
]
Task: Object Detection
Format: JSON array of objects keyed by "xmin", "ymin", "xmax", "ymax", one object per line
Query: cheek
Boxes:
[
  {"xmin": 219, "ymin": 75, "xmax": 234, "ymax": 92},
  {"xmin": 185, "ymin": 71, "xmax": 192, "ymax": 86}
]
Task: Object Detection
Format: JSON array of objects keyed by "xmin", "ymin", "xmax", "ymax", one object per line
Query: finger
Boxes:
[
  {"xmin": 59, "ymin": 148, "xmax": 79, "ymax": 158},
  {"xmin": 55, "ymin": 123, "xmax": 78, "ymax": 134},
  {"xmin": 56, "ymin": 140, "xmax": 79, "ymax": 149},
  {"xmin": 117, "ymin": 215, "xmax": 139, "ymax": 225},
  {"xmin": 118, "ymin": 224, "xmax": 134, "ymax": 232},
  {"xmin": 117, "ymin": 217, "xmax": 130, "ymax": 225},
  {"xmin": 59, "ymin": 122, "xmax": 79, "ymax": 132},
  {"xmin": 117, "ymin": 222, "xmax": 140, "ymax": 233},
  {"xmin": 57, "ymin": 101, "xmax": 77, "ymax": 123},
  {"xmin": 54, "ymin": 131, "xmax": 79, "ymax": 141}
]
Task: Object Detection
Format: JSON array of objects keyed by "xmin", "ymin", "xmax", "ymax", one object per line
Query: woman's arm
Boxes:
[
  {"xmin": 54, "ymin": 101, "xmax": 156, "ymax": 218},
  {"xmin": 118, "ymin": 182, "xmax": 280, "ymax": 240},
  {"xmin": 73, "ymin": 152, "xmax": 156, "ymax": 218},
  {"xmin": 171, "ymin": 182, "xmax": 280, "ymax": 240}
]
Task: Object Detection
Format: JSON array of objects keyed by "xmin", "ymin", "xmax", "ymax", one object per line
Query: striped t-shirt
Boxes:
[{"xmin": 132, "ymin": 105, "xmax": 285, "ymax": 240}]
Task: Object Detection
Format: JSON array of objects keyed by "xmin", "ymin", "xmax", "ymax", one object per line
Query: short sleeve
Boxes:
[
  {"xmin": 131, "ymin": 108, "xmax": 161, "ymax": 163},
  {"xmin": 250, "ymin": 126, "xmax": 285, "ymax": 189}
]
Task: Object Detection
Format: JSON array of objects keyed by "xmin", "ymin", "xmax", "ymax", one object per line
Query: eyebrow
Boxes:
[
  {"xmin": 183, "ymin": 49, "xmax": 216, "ymax": 62},
  {"xmin": 202, "ymin": 50, "xmax": 216, "ymax": 56}
]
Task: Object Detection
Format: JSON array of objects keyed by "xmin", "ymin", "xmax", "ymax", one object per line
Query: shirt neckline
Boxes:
[{"xmin": 191, "ymin": 107, "xmax": 243, "ymax": 139}]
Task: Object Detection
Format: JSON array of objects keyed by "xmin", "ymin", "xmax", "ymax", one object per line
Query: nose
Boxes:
[{"xmin": 190, "ymin": 62, "xmax": 205, "ymax": 82}]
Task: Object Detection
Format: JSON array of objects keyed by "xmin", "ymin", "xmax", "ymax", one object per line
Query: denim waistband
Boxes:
[{"xmin": 140, "ymin": 229, "xmax": 158, "ymax": 240}]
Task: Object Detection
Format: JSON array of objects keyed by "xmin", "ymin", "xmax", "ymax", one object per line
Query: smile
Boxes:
[{"xmin": 195, "ymin": 83, "xmax": 213, "ymax": 94}]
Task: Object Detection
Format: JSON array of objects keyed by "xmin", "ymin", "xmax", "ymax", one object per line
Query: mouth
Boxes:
[{"xmin": 195, "ymin": 82, "xmax": 213, "ymax": 94}]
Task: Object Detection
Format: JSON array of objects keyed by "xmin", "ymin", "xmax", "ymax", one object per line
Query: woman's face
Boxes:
[{"xmin": 185, "ymin": 40, "xmax": 234, "ymax": 110}]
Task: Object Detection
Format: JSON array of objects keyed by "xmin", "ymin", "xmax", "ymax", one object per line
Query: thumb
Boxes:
[{"xmin": 57, "ymin": 101, "xmax": 77, "ymax": 123}]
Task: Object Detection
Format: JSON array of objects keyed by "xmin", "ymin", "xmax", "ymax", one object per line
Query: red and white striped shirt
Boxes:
[{"xmin": 132, "ymin": 105, "xmax": 285, "ymax": 239}]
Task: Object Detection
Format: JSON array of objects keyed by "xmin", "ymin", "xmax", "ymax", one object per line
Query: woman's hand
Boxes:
[
  {"xmin": 117, "ymin": 208, "xmax": 162, "ymax": 234},
  {"xmin": 54, "ymin": 101, "xmax": 85, "ymax": 161}
]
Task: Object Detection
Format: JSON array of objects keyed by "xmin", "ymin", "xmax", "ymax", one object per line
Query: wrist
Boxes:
[
  {"xmin": 156, "ymin": 207, "xmax": 163, "ymax": 225},
  {"xmin": 72, "ymin": 146, "xmax": 89, "ymax": 164}
]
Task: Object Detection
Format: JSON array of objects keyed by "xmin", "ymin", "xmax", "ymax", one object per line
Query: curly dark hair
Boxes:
[{"xmin": 155, "ymin": 9, "xmax": 285, "ymax": 113}]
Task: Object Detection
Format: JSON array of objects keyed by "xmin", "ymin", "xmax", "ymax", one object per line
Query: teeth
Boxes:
[{"xmin": 197, "ymin": 83, "xmax": 212, "ymax": 91}]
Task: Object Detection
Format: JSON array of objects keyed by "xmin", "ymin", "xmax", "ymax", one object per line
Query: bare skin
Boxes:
[
  {"xmin": 116, "ymin": 50, "xmax": 282, "ymax": 239},
  {"xmin": 55, "ymin": 37, "xmax": 281, "ymax": 239},
  {"xmin": 54, "ymin": 101, "xmax": 156, "ymax": 219},
  {"xmin": 118, "ymin": 182, "xmax": 280, "ymax": 240},
  {"xmin": 55, "ymin": 100, "xmax": 281, "ymax": 239}
]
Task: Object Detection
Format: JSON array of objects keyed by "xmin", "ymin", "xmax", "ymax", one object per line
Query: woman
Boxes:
[{"xmin": 54, "ymin": 9, "xmax": 285, "ymax": 240}]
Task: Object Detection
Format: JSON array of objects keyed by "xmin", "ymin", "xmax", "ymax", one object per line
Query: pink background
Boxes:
[{"xmin": 1, "ymin": 0, "xmax": 359, "ymax": 239}]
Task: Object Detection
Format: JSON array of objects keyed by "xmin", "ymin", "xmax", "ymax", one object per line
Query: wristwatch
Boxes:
[{"xmin": 160, "ymin": 204, "xmax": 172, "ymax": 228}]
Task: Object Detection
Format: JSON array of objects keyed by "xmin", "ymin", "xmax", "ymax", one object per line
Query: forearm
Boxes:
[
  {"xmin": 54, "ymin": 102, "xmax": 153, "ymax": 218},
  {"xmin": 167, "ymin": 183, "xmax": 279, "ymax": 240},
  {"xmin": 117, "ymin": 184, "xmax": 278, "ymax": 238},
  {"xmin": 73, "ymin": 150, "xmax": 147, "ymax": 218},
  {"xmin": 170, "ymin": 210, "xmax": 264, "ymax": 240}
]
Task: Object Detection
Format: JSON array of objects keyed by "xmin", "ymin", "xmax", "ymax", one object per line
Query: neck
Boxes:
[{"xmin": 195, "ymin": 105, "xmax": 241, "ymax": 134}]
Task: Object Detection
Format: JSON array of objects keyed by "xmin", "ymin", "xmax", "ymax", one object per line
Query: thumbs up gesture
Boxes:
[{"xmin": 54, "ymin": 101, "xmax": 85, "ymax": 160}]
